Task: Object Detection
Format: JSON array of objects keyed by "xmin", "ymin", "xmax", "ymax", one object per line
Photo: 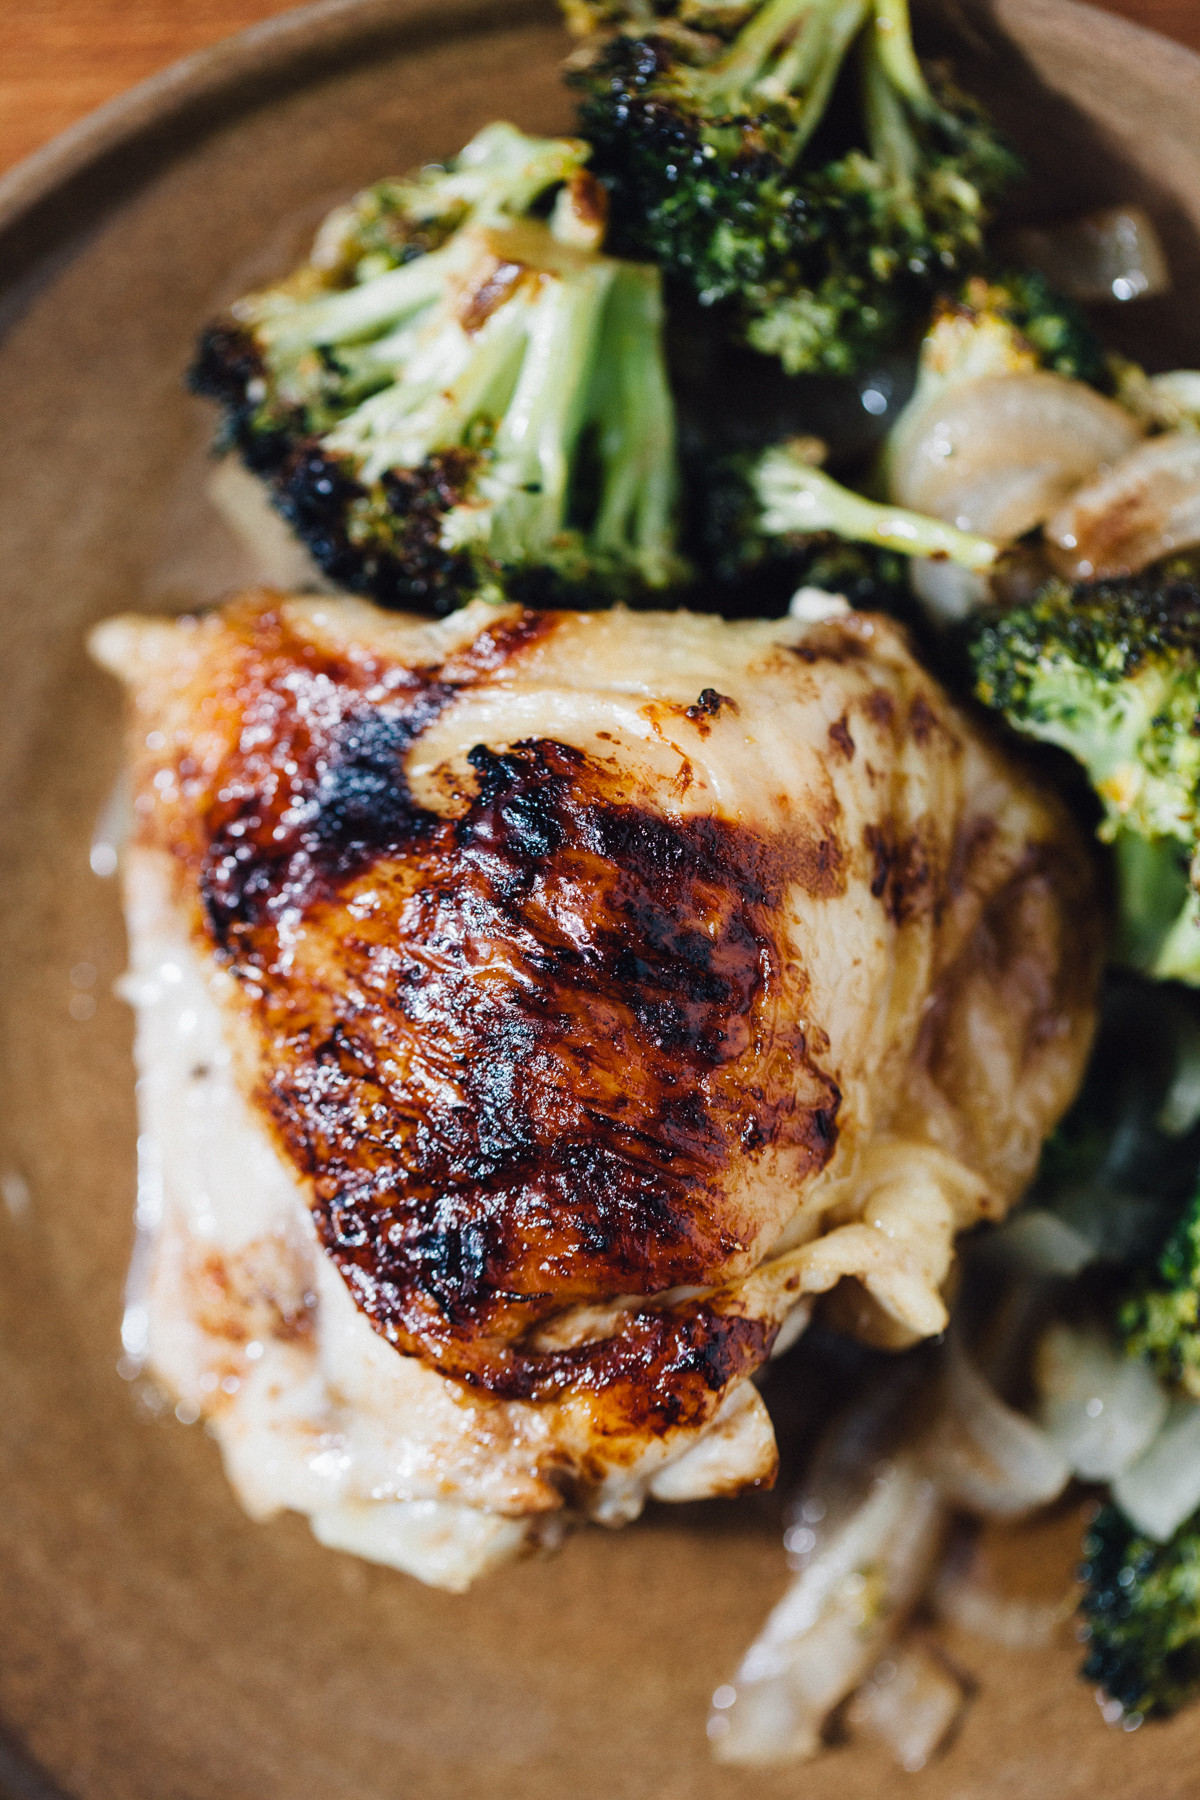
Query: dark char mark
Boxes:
[
  {"xmin": 864, "ymin": 821, "xmax": 936, "ymax": 928},
  {"xmin": 684, "ymin": 688, "xmax": 738, "ymax": 734},
  {"xmin": 201, "ymin": 689, "xmax": 451, "ymax": 951}
]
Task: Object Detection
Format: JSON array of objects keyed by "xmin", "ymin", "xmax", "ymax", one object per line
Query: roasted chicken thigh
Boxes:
[{"xmin": 92, "ymin": 593, "xmax": 1100, "ymax": 1587}]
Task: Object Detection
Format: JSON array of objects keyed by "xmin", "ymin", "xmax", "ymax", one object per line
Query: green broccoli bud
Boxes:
[
  {"xmin": 306, "ymin": 121, "xmax": 593, "ymax": 280},
  {"xmin": 1121, "ymin": 1187, "xmax": 1200, "ymax": 1399},
  {"xmin": 566, "ymin": 0, "xmax": 1021, "ymax": 375},
  {"xmin": 988, "ymin": 266, "xmax": 1108, "ymax": 389},
  {"xmin": 971, "ymin": 573, "xmax": 1200, "ymax": 984},
  {"xmin": 189, "ymin": 127, "xmax": 689, "ymax": 612},
  {"xmin": 1079, "ymin": 1501, "xmax": 1200, "ymax": 1720}
]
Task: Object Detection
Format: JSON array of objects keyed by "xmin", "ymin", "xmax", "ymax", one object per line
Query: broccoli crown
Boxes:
[
  {"xmin": 971, "ymin": 572, "xmax": 1200, "ymax": 982},
  {"xmin": 567, "ymin": 0, "xmax": 1022, "ymax": 374},
  {"xmin": 971, "ymin": 266, "xmax": 1107, "ymax": 387},
  {"xmin": 190, "ymin": 126, "xmax": 689, "ymax": 614},
  {"xmin": 971, "ymin": 574, "xmax": 1200, "ymax": 844},
  {"xmin": 1121, "ymin": 1186, "xmax": 1200, "ymax": 1398},
  {"xmin": 1079, "ymin": 1501, "xmax": 1200, "ymax": 1719}
]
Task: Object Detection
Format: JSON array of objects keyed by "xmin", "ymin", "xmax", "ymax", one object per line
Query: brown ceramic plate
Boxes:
[{"xmin": 3, "ymin": 2, "xmax": 1200, "ymax": 1795}]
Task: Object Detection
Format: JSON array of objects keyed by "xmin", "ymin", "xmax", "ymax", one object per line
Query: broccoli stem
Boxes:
[
  {"xmin": 481, "ymin": 260, "xmax": 617, "ymax": 565},
  {"xmin": 327, "ymin": 296, "xmax": 533, "ymax": 482},
  {"xmin": 780, "ymin": 0, "xmax": 873, "ymax": 158},
  {"xmin": 252, "ymin": 236, "xmax": 471, "ymax": 356},
  {"xmin": 1151, "ymin": 885, "xmax": 1200, "ymax": 987},
  {"xmin": 701, "ymin": 0, "xmax": 828, "ymax": 109},
  {"xmin": 1112, "ymin": 831, "xmax": 1195, "ymax": 979},
  {"xmin": 755, "ymin": 441, "xmax": 999, "ymax": 569},
  {"xmin": 590, "ymin": 263, "xmax": 681, "ymax": 585},
  {"xmin": 859, "ymin": 0, "xmax": 953, "ymax": 233},
  {"xmin": 701, "ymin": 0, "xmax": 871, "ymax": 161},
  {"xmin": 863, "ymin": 0, "xmax": 985, "ymax": 162},
  {"xmin": 860, "ymin": 27, "xmax": 920, "ymax": 186},
  {"xmin": 869, "ymin": 0, "xmax": 932, "ymax": 115}
]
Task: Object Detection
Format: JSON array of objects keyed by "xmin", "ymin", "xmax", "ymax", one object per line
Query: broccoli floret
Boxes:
[
  {"xmin": 308, "ymin": 122, "xmax": 590, "ymax": 280},
  {"xmin": 971, "ymin": 572, "xmax": 1200, "ymax": 983},
  {"xmin": 1079, "ymin": 1501, "xmax": 1200, "ymax": 1719},
  {"xmin": 755, "ymin": 435, "xmax": 998, "ymax": 567},
  {"xmin": 566, "ymin": 0, "xmax": 1021, "ymax": 374},
  {"xmin": 692, "ymin": 444, "xmax": 916, "ymax": 614},
  {"xmin": 189, "ymin": 124, "xmax": 688, "ymax": 613},
  {"xmin": 982, "ymin": 267, "xmax": 1108, "ymax": 389},
  {"xmin": 1121, "ymin": 1187, "xmax": 1200, "ymax": 1397},
  {"xmin": 883, "ymin": 269, "xmax": 1107, "ymax": 461},
  {"xmin": 686, "ymin": 433, "xmax": 995, "ymax": 617}
]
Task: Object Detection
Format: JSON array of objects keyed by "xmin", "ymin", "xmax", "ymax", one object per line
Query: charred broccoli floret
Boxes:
[
  {"xmin": 976, "ymin": 267, "xmax": 1108, "ymax": 389},
  {"xmin": 920, "ymin": 268, "xmax": 1108, "ymax": 392},
  {"xmin": 971, "ymin": 573, "xmax": 1200, "ymax": 983},
  {"xmin": 566, "ymin": 0, "xmax": 1021, "ymax": 374},
  {"xmin": 1122, "ymin": 1187, "xmax": 1200, "ymax": 1398},
  {"xmin": 1079, "ymin": 1501, "xmax": 1200, "ymax": 1720},
  {"xmin": 189, "ymin": 124, "xmax": 688, "ymax": 613}
]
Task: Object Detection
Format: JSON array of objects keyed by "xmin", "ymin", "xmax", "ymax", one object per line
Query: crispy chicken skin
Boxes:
[{"xmin": 92, "ymin": 593, "xmax": 1101, "ymax": 1583}]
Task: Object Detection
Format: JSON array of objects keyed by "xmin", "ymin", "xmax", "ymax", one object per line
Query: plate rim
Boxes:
[{"xmin": 0, "ymin": 0, "xmax": 560, "ymax": 312}]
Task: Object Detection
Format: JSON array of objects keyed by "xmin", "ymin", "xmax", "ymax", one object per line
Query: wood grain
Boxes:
[{"xmin": 0, "ymin": 0, "xmax": 1197, "ymax": 175}]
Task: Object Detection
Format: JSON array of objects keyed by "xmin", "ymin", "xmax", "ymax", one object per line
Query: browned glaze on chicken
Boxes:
[
  {"xmin": 99, "ymin": 591, "xmax": 1102, "ymax": 1486},
  {"xmin": 135, "ymin": 599, "xmax": 846, "ymax": 1427}
]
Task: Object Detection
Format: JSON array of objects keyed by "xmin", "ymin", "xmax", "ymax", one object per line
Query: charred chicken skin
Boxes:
[{"xmin": 93, "ymin": 594, "xmax": 1100, "ymax": 1584}]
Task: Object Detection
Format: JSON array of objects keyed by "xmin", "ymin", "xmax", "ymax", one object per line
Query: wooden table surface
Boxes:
[{"xmin": 0, "ymin": 0, "xmax": 1198, "ymax": 177}]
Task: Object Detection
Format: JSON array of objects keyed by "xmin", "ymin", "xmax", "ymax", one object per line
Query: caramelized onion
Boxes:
[
  {"xmin": 922, "ymin": 1333, "xmax": 1071, "ymax": 1518},
  {"xmin": 1036, "ymin": 1321, "xmax": 1167, "ymax": 1480},
  {"xmin": 708, "ymin": 1455, "xmax": 945, "ymax": 1765},
  {"xmin": 1112, "ymin": 1398, "xmax": 1200, "ymax": 1542},
  {"xmin": 1010, "ymin": 207, "xmax": 1170, "ymax": 305},
  {"xmin": 847, "ymin": 1639, "xmax": 967, "ymax": 1770},
  {"xmin": 1047, "ymin": 430, "xmax": 1200, "ymax": 579},
  {"xmin": 888, "ymin": 371, "xmax": 1141, "ymax": 543}
]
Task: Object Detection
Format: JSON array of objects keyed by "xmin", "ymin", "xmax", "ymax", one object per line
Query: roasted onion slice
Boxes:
[
  {"xmin": 889, "ymin": 371, "xmax": 1141, "ymax": 543},
  {"xmin": 1048, "ymin": 430, "xmax": 1200, "ymax": 578}
]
